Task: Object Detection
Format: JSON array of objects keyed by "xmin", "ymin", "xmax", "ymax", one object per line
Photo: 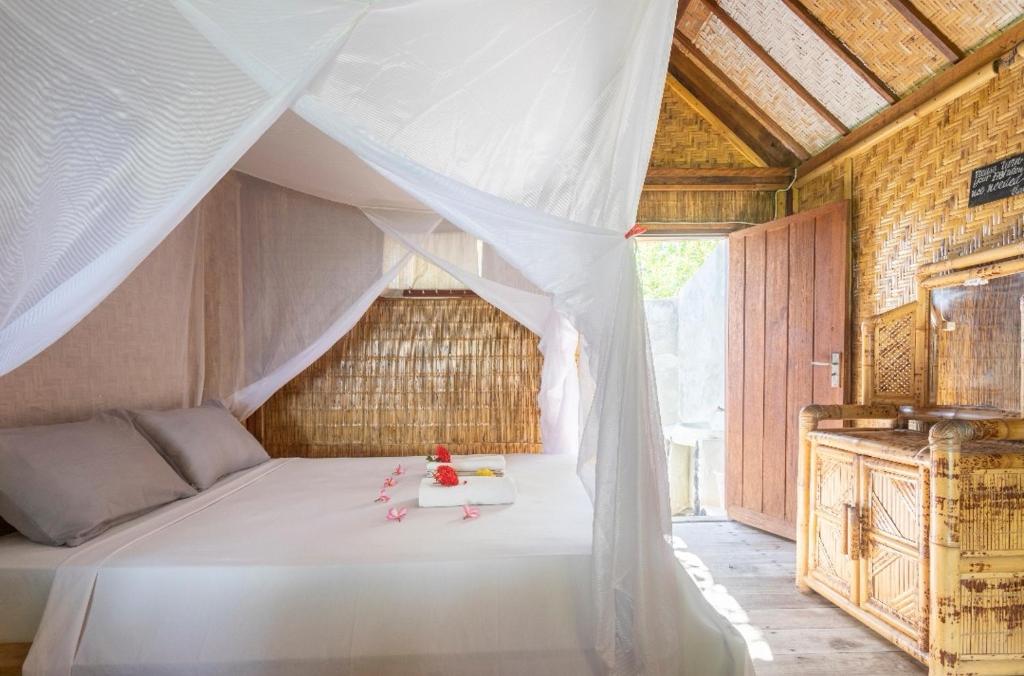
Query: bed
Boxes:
[{"xmin": 1, "ymin": 454, "xmax": 596, "ymax": 676}]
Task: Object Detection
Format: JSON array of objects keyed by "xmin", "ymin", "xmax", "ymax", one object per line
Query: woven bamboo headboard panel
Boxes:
[{"xmin": 246, "ymin": 296, "xmax": 543, "ymax": 457}]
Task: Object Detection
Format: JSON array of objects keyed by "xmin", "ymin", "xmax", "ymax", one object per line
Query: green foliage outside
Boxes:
[{"xmin": 637, "ymin": 239, "xmax": 719, "ymax": 299}]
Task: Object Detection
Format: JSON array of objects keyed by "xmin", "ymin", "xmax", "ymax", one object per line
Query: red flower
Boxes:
[
  {"xmin": 435, "ymin": 445, "xmax": 452, "ymax": 463},
  {"xmin": 433, "ymin": 465, "xmax": 460, "ymax": 487}
]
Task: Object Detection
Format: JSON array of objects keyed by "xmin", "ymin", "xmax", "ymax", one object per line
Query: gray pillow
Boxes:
[
  {"xmin": 0, "ymin": 413, "xmax": 197, "ymax": 547},
  {"xmin": 127, "ymin": 403, "xmax": 269, "ymax": 490}
]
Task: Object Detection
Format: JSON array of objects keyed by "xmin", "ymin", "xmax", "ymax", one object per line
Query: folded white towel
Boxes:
[
  {"xmin": 426, "ymin": 454, "xmax": 506, "ymax": 474},
  {"xmin": 418, "ymin": 476, "xmax": 517, "ymax": 507}
]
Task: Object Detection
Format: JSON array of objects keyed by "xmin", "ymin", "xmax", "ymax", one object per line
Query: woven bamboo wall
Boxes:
[
  {"xmin": 637, "ymin": 189, "xmax": 777, "ymax": 227},
  {"xmin": 649, "ymin": 80, "xmax": 755, "ymax": 168},
  {"xmin": 247, "ymin": 296, "xmax": 543, "ymax": 457},
  {"xmin": 797, "ymin": 55, "xmax": 1024, "ymax": 399}
]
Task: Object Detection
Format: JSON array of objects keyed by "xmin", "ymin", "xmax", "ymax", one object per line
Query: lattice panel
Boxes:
[
  {"xmin": 873, "ymin": 309, "xmax": 915, "ymax": 399},
  {"xmin": 866, "ymin": 463, "xmax": 921, "ymax": 547},
  {"xmin": 864, "ymin": 537, "xmax": 922, "ymax": 638},
  {"xmin": 961, "ymin": 469, "xmax": 1024, "ymax": 554},
  {"xmin": 960, "ymin": 574, "xmax": 1024, "ymax": 656}
]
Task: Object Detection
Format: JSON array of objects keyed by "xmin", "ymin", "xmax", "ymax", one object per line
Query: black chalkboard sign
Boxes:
[{"xmin": 969, "ymin": 152, "xmax": 1024, "ymax": 207}]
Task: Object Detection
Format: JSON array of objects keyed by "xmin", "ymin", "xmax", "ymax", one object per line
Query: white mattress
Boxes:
[
  {"xmin": 11, "ymin": 454, "xmax": 597, "ymax": 676},
  {"xmin": 0, "ymin": 530, "xmax": 74, "ymax": 642}
]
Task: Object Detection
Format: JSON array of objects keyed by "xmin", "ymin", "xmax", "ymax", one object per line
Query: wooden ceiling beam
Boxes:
[
  {"xmin": 884, "ymin": 0, "xmax": 964, "ymax": 62},
  {"xmin": 645, "ymin": 167, "xmax": 794, "ymax": 191},
  {"xmin": 674, "ymin": 31, "xmax": 811, "ymax": 161},
  {"xmin": 668, "ymin": 46, "xmax": 800, "ymax": 167},
  {"xmin": 663, "ymin": 75, "xmax": 768, "ymax": 167},
  {"xmin": 703, "ymin": 0, "xmax": 848, "ymax": 134},
  {"xmin": 797, "ymin": 17, "xmax": 1024, "ymax": 182},
  {"xmin": 778, "ymin": 0, "xmax": 898, "ymax": 104}
]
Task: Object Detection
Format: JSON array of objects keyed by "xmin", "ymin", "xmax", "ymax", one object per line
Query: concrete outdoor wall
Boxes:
[{"xmin": 645, "ymin": 241, "xmax": 728, "ymax": 429}]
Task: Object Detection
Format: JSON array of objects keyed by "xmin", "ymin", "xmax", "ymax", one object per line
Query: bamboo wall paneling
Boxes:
[
  {"xmin": 649, "ymin": 77, "xmax": 757, "ymax": 168},
  {"xmin": 795, "ymin": 18, "xmax": 1023, "ymax": 183},
  {"xmin": 684, "ymin": 14, "xmax": 837, "ymax": 154},
  {"xmin": 673, "ymin": 33, "xmax": 812, "ymax": 161},
  {"xmin": 668, "ymin": 39, "xmax": 801, "ymax": 167},
  {"xmin": 636, "ymin": 189, "xmax": 776, "ymax": 230},
  {"xmin": 717, "ymin": 0, "xmax": 889, "ymax": 129},
  {"xmin": 799, "ymin": 0, "xmax": 949, "ymax": 94},
  {"xmin": 663, "ymin": 75, "xmax": 768, "ymax": 167},
  {"xmin": 883, "ymin": 0, "xmax": 963, "ymax": 62},
  {"xmin": 248, "ymin": 297, "xmax": 543, "ymax": 458},
  {"xmin": 909, "ymin": 0, "xmax": 1024, "ymax": 53},
  {"xmin": 702, "ymin": 0, "xmax": 849, "ymax": 134},
  {"xmin": 776, "ymin": 0, "xmax": 899, "ymax": 104},
  {"xmin": 797, "ymin": 55, "xmax": 1024, "ymax": 402},
  {"xmin": 727, "ymin": 201, "xmax": 850, "ymax": 539}
]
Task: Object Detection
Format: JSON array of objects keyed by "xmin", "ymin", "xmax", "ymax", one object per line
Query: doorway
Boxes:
[{"xmin": 637, "ymin": 237, "xmax": 728, "ymax": 519}]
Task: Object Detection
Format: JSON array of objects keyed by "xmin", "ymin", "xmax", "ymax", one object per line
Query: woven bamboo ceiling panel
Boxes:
[
  {"xmin": 800, "ymin": 0, "xmax": 948, "ymax": 94},
  {"xmin": 694, "ymin": 13, "xmax": 838, "ymax": 153},
  {"xmin": 648, "ymin": 80, "xmax": 755, "ymax": 168},
  {"xmin": 718, "ymin": 0, "xmax": 887, "ymax": 128},
  {"xmin": 912, "ymin": 0, "xmax": 1024, "ymax": 51}
]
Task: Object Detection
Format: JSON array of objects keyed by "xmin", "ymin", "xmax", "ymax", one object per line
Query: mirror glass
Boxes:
[{"xmin": 929, "ymin": 271, "xmax": 1024, "ymax": 412}]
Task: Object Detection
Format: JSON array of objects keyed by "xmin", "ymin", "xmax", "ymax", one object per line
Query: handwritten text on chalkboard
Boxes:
[{"xmin": 969, "ymin": 153, "xmax": 1024, "ymax": 207}]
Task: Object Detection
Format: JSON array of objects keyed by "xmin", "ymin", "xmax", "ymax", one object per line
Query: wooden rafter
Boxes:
[
  {"xmin": 778, "ymin": 0, "xmax": 898, "ymax": 104},
  {"xmin": 797, "ymin": 17, "xmax": 1024, "ymax": 181},
  {"xmin": 644, "ymin": 167, "xmax": 793, "ymax": 191},
  {"xmin": 668, "ymin": 45, "xmax": 800, "ymax": 167},
  {"xmin": 674, "ymin": 31, "xmax": 810, "ymax": 161},
  {"xmin": 703, "ymin": 0, "xmax": 848, "ymax": 134},
  {"xmin": 663, "ymin": 75, "xmax": 768, "ymax": 167},
  {"xmin": 884, "ymin": 0, "xmax": 963, "ymax": 62}
]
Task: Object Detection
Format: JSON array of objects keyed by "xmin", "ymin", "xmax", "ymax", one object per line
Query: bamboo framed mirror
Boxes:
[{"xmin": 914, "ymin": 242, "xmax": 1024, "ymax": 415}]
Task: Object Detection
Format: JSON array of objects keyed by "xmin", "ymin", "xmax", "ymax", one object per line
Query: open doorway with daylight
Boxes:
[{"xmin": 638, "ymin": 237, "xmax": 727, "ymax": 519}]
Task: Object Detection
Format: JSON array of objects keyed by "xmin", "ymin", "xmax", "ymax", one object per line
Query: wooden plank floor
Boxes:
[{"xmin": 672, "ymin": 520, "xmax": 926, "ymax": 676}]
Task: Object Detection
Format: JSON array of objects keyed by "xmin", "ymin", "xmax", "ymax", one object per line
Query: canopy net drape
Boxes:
[{"xmin": 0, "ymin": 1, "xmax": 753, "ymax": 674}]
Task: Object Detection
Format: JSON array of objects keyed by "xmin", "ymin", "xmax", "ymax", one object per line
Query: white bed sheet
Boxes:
[
  {"xmin": 21, "ymin": 454, "xmax": 598, "ymax": 676},
  {"xmin": 0, "ymin": 531, "xmax": 73, "ymax": 642}
]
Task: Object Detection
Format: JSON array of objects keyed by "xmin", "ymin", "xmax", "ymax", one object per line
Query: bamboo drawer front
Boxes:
[{"xmin": 796, "ymin": 407, "xmax": 1024, "ymax": 676}]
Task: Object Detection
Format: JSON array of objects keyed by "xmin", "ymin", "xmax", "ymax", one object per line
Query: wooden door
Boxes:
[{"xmin": 726, "ymin": 201, "xmax": 849, "ymax": 539}]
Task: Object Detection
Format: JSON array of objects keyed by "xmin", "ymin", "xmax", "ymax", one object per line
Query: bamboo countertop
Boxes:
[{"xmin": 808, "ymin": 428, "xmax": 1024, "ymax": 467}]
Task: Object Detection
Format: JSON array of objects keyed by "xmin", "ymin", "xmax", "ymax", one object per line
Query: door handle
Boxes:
[
  {"xmin": 841, "ymin": 503, "xmax": 861, "ymax": 560},
  {"xmin": 811, "ymin": 352, "xmax": 842, "ymax": 388}
]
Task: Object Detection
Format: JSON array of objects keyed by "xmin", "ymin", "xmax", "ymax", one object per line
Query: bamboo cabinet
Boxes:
[{"xmin": 797, "ymin": 405, "xmax": 1024, "ymax": 675}]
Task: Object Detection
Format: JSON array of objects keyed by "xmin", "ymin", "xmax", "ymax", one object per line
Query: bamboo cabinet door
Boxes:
[
  {"xmin": 726, "ymin": 201, "xmax": 850, "ymax": 539},
  {"xmin": 807, "ymin": 445, "xmax": 859, "ymax": 601},
  {"xmin": 857, "ymin": 458, "xmax": 929, "ymax": 650}
]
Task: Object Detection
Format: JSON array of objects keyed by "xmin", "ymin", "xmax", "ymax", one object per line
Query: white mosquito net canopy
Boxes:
[{"xmin": 0, "ymin": 1, "xmax": 752, "ymax": 674}]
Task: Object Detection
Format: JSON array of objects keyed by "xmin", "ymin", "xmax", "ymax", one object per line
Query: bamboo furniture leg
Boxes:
[{"xmin": 927, "ymin": 419, "xmax": 1024, "ymax": 675}]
